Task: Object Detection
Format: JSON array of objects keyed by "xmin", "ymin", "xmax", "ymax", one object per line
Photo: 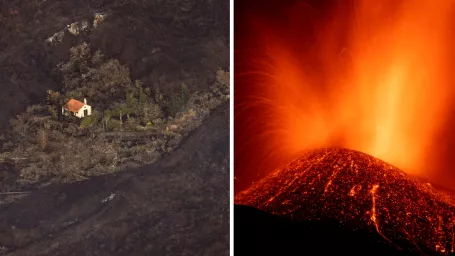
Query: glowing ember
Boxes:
[
  {"xmin": 235, "ymin": 0, "xmax": 455, "ymax": 193},
  {"xmin": 235, "ymin": 148, "xmax": 455, "ymax": 255}
]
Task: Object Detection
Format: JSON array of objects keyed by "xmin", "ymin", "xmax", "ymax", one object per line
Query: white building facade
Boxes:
[{"xmin": 62, "ymin": 98, "xmax": 92, "ymax": 118}]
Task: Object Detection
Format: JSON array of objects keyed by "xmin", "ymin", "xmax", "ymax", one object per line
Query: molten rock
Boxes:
[{"xmin": 235, "ymin": 148, "xmax": 455, "ymax": 255}]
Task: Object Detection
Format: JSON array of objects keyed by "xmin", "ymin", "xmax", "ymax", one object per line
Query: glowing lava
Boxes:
[
  {"xmin": 235, "ymin": 148, "xmax": 455, "ymax": 255},
  {"xmin": 235, "ymin": 0, "xmax": 455, "ymax": 192}
]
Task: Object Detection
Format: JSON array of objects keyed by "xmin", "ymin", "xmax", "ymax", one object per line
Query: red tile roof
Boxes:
[{"xmin": 64, "ymin": 99, "xmax": 85, "ymax": 113}]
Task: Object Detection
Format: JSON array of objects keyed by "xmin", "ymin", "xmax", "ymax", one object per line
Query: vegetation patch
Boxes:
[{"xmin": 0, "ymin": 43, "xmax": 230, "ymax": 189}]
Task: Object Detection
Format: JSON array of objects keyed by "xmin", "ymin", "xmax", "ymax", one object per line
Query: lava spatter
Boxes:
[{"xmin": 235, "ymin": 148, "xmax": 455, "ymax": 255}]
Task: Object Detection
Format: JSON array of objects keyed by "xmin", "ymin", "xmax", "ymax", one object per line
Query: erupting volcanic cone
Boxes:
[{"xmin": 235, "ymin": 148, "xmax": 455, "ymax": 255}]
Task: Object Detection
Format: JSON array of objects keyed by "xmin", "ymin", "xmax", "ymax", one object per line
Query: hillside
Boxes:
[
  {"xmin": 0, "ymin": 0, "xmax": 229, "ymax": 131},
  {"xmin": 0, "ymin": 0, "xmax": 230, "ymax": 192},
  {"xmin": 0, "ymin": 1, "xmax": 230, "ymax": 254},
  {"xmin": 0, "ymin": 103, "xmax": 229, "ymax": 255}
]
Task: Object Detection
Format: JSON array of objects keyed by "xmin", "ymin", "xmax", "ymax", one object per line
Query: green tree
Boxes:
[
  {"xmin": 139, "ymin": 87, "xmax": 148, "ymax": 105},
  {"xmin": 103, "ymin": 109, "xmax": 113, "ymax": 131},
  {"xmin": 66, "ymin": 90, "xmax": 82, "ymax": 101},
  {"xmin": 97, "ymin": 59, "xmax": 132, "ymax": 92},
  {"xmin": 60, "ymin": 43, "xmax": 91, "ymax": 85},
  {"xmin": 135, "ymin": 80, "xmax": 148, "ymax": 103},
  {"xmin": 105, "ymin": 109, "xmax": 112, "ymax": 120},
  {"xmin": 125, "ymin": 89, "xmax": 138, "ymax": 110},
  {"xmin": 46, "ymin": 90, "xmax": 61, "ymax": 106},
  {"xmin": 46, "ymin": 90, "xmax": 63, "ymax": 119},
  {"xmin": 164, "ymin": 84, "xmax": 191, "ymax": 117}
]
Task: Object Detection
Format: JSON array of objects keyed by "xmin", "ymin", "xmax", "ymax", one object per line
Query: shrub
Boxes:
[
  {"xmin": 164, "ymin": 92, "xmax": 184, "ymax": 117},
  {"xmin": 91, "ymin": 50, "xmax": 105, "ymax": 66},
  {"xmin": 154, "ymin": 86, "xmax": 164, "ymax": 105},
  {"xmin": 107, "ymin": 119, "xmax": 121, "ymax": 131},
  {"xmin": 47, "ymin": 106, "xmax": 57, "ymax": 118},
  {"xmin": 181, "ymin": 83, "xmax": 191, "ymax": 103},
  {"xmin": 60, "ymin": 43, "xmax": 91, "ymax": 81},
  {"xmin": 97, "ymin": 59, "xmax": 132, "ymax": 91},
  {"xmin": 216, "ymin": 69, "xmax": 230, "ymax": 87},
  {"xmin": 69, "ymin": 42, "xmax": 91, "ymax": 60},
  {"xmin": 142, "ymin": 103, "xmax": 163, "ymax": 123},
  {"xmin": 80, "ymin": 111, "xmax": 101, "ymax": 129},
  {"xmin": 46, "ymin": 90, "xmax": 62, "ymax": 106},
  {"xmin": 20, "ymin": 165, "xmax": 44, "ymax": 184},
  {"xmin": 126, "ymin": 116, "xmax": 137, "ymax": 129},
  {"xmin": 66, "ymin": 90, "xmax": 83, "ymax": 101}
]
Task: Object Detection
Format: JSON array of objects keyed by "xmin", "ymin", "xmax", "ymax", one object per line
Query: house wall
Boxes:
[{"xmin": 76, "ymin": 105, "xmax": 92, "ymax": 118}]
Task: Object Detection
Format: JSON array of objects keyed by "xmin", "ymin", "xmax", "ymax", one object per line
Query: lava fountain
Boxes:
[{"xmin": 234, "ymin": 0, "xmax": 455, "ymax": 194}]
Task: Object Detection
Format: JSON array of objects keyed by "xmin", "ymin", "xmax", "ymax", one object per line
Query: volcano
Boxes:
[{"xmin": 235, "ymin": 148, "xmax": 455, "ymax": 255}]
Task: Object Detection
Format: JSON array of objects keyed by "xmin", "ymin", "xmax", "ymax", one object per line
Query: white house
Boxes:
[{"xmin": 62, "ymin": 98, "xmax": 92, "ymax": 118}]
